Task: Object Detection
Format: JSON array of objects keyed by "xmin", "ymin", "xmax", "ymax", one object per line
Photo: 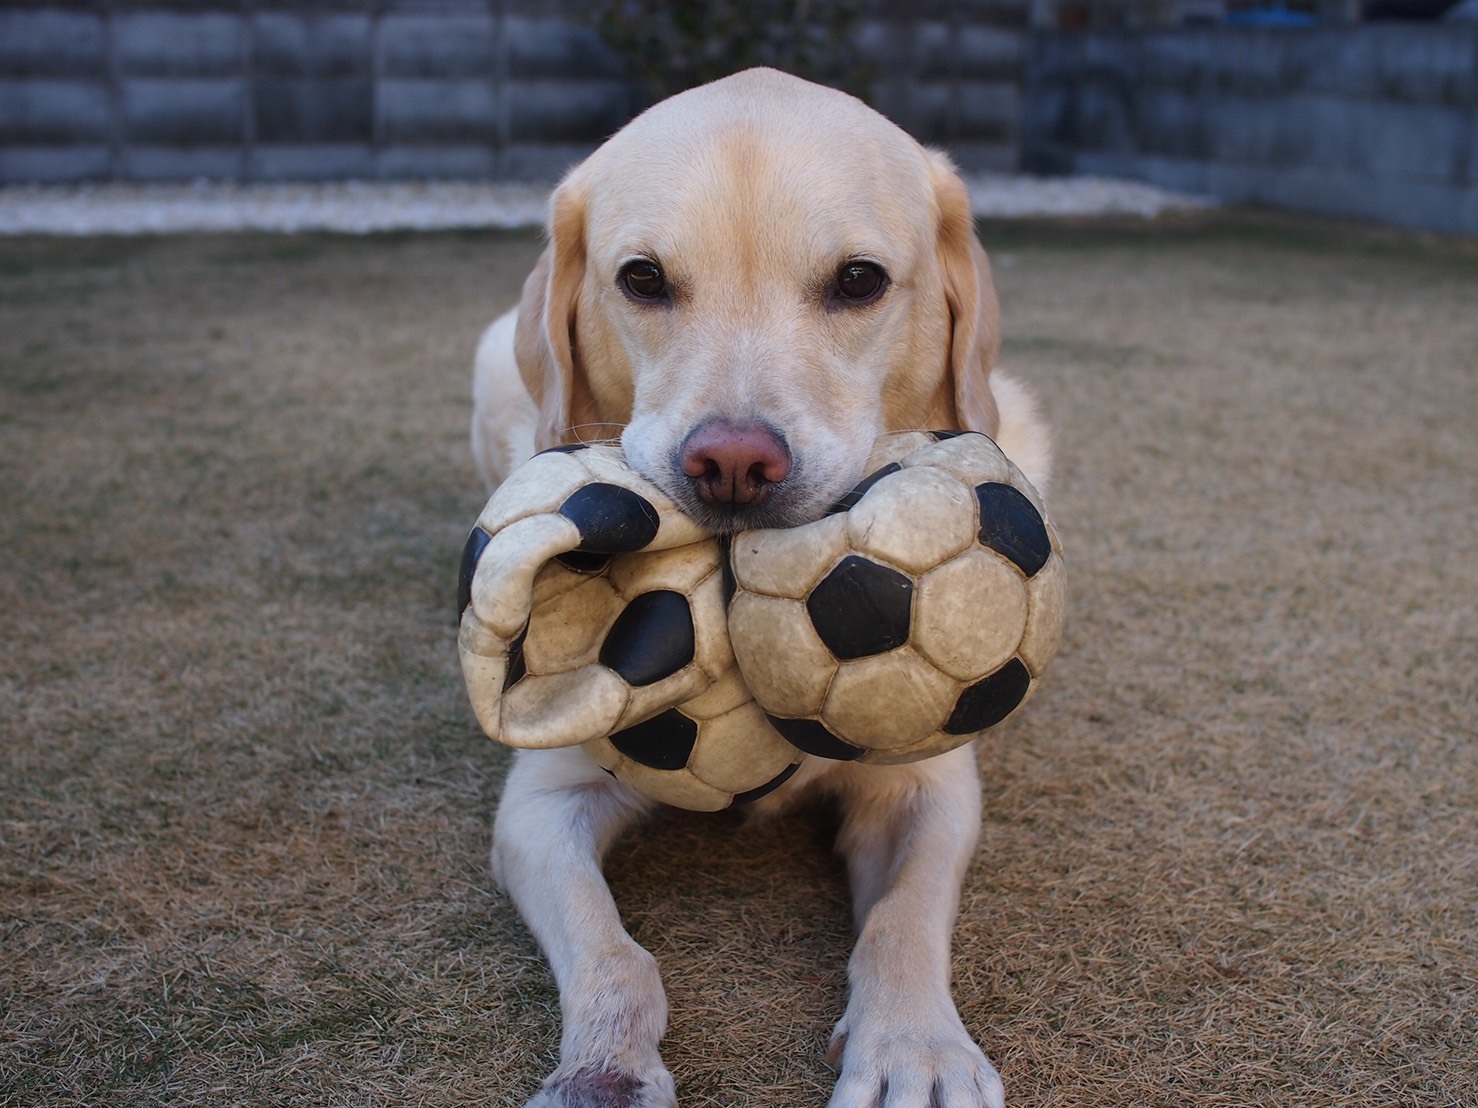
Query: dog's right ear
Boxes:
[
  {"xmin": 928, "ymin": 150, "xmax": 1001, "ymax": 438},
  {"xmin": 515, "ymin": 173, "xmax": 592, "ymax": 449}
]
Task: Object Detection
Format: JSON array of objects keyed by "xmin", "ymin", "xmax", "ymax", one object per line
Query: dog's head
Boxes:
[{"xmin": 515, "ymin": 68, "xmax": 1002, "ymax": 532}]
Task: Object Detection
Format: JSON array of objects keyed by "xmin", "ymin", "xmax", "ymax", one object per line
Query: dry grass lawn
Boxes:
[{"xmin": 1, "ymin": 214, "xmax": 1474, "ymax": 1107}]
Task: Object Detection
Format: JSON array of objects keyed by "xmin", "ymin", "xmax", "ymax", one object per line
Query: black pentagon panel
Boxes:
[
  {"xmin": 732, "ymin": 761, "xmax": 801, "ymax": 805},
  {"xmin": 559, "ymin": 483, "xmax": 661, "ymax": 552},
  {"xmin": 807, "ymin": 555, "xmax": 914, "ymax": 660},
  {"xmin": 767, "ymin": 715, "xmax": 865, "ymax": 761},
  {"xmin": 535, "ymin": 443, "xmax": 591, "ymax": 455},
  {"xmin": 827, "ymin": 462, "xmax": 902, "ymax": 515},
  {"xmin": 975, "ymin": 483, "xmax": 1053, "ymax": 578},
  {"xmin": 943, "ymin": 658, "xmax": 1031, "ymax": 735},
  {"xmin": 457, "ymin": 526, "xmax": 493, "ymax": 618},
  {"xmin": 599, "ymin": 590, "xmax": 695, "ymax": 686},
  {"xmin": 555, "ymin": 549, "xmax": 613, "ymax": 574},
  {"xmin": 503, "ymin": 622, "xmax": 529, "ymax": 691},
  {"xmin": 926, "ymin": 429, "xmax": 972, "ymax": 441},
  {"xmin": 609, "ymin": 709, "xmax": 698, "ymax": 771}
]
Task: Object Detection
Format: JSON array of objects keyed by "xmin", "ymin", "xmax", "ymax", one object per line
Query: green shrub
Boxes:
[{"xmin": 595, "ymin": 0, "xmax": 875, "ymax": 105}]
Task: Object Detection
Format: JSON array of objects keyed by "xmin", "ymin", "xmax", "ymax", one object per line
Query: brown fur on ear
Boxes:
[
  {"xmin": 514, "ymin": 175, "xmax": 597, "ymax": 449},
  {"xmin": 929, "ymin": 151, "xmax": 1001, "ymax": 436}
]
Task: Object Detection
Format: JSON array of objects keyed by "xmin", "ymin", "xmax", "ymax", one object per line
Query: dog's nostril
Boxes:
[
  {"xmin": 689, "ymin": 455, "xmax": 722, "ymax": 481},
  {"xmin": 679, "ymin": 420, "xmax": 791, "ymax": 507}
]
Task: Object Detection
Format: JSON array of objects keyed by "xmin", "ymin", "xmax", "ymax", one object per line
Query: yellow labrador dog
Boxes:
[{"xmin": 471, "ymin": 68, "xmax": 1051, "ymax": 1108}]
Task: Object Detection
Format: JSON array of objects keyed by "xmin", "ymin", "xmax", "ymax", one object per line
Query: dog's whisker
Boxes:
[{"xmin": 561, "ymin": 423, "xmax": 623, "ymax": 447}]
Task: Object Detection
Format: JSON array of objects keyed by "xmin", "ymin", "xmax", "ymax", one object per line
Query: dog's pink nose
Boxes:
[{"xmin": 680, "ymin": 420, "xmax": 791, "ymax": 507}]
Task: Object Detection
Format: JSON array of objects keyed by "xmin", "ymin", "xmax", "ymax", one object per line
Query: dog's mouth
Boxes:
[
  {"xmin": 656, "ymin": 452, "xmax": 847, "ymax": 534},
  {"xmin": 628, "ymin": 421, "xmax": 864, "ymax": 535},
  {"xmin": 669, "ymin": 485, "xmax": 822, "ymax": 535}
]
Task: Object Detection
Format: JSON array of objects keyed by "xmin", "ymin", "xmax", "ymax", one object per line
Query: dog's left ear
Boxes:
[
  {"xmin": 929, "ymin": 151, "xmax": 1001, "ymax": 436},
  {"xmin": 515, "ymin": 169, "xmax": 595, "ymax": 449}
]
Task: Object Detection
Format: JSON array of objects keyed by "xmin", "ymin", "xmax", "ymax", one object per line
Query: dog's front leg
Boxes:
[
  {"xmin": 825, "ymin": 745, "xmax": 1006, "ymax": 1108},
  {"xmin": 493, "ymin": 747, "xmax": 676, "ymax": 1108}
]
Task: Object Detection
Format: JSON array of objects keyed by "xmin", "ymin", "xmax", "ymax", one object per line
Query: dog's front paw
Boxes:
[
  {"xmin": 825, "ymin": 1015, "xmax": 1005, "ymax": 1108},
  {"xmin": 526, "ymin": 1062, "xmax": 678, "ymax": 1108}
]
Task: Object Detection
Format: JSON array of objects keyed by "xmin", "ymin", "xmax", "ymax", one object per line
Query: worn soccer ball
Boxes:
[
  {"xmin": 580, "ymin": 666, "xmax": 801, "ymax": 812},
  {"xmin": 457, "ymin": 443, "xmax": 800, "ymax": 811},
  {"xmin": 458, "ymin": 431, "xmax": 1064, "ymax": 808},
  {"xmin": 727, "ymin": 431, "xmax": 1065, "ymax": 765}
]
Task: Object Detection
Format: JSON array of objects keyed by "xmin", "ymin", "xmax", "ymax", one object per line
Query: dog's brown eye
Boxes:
[
  {"xmin": 620, "ymin": 260, "xmax": 667, "ymax": 301},
  {"xmin": 834, "ymin": 261, "xmax": 887, "ymax": 304}
]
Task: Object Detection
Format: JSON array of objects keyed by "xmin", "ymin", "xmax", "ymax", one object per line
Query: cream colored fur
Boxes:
[{"xmin": 472, "ymin": 69, "xmax": 1051, "ymax": 1108}]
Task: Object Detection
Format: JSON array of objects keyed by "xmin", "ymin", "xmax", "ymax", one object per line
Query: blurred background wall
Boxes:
[
  {"xmin": 1024, "ymin": 23, "xmax": 1478, "ymax": 235},
  {"xmin": 1, "ymin": 0, "xmax": 1474, "ymax": 234},
  {"xmin": 0, "ymin": 1, "xmax": 1028, "ymax": 184}
]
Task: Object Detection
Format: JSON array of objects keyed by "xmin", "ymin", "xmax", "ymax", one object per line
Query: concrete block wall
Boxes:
[
  {"xmin": 1024, "ymin": 26, "xmax": 1478, "ymax": 236},
  {"xmin": 0, "ymin": 3, "xmax": 640, "ymax": 184},
  {"xmin": 0, "ymin": 1, "xmax": 1031, "ymax": 184}
]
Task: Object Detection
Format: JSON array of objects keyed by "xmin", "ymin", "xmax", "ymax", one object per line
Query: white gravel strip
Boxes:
[
  {"xmin": 966, "ymin": 173, "xmax": 1214, "ymax": 219},
  {"xmin": 0, "ymin": 175, "xmax": 1212, "ymax": 236}
]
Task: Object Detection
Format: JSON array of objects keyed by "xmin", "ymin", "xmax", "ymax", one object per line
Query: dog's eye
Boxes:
[
  {"xmin": 620, "ymin": 260, "xmax": 667, "ymax": 301},
  {"xmin": 834, "ymin": 261, "xmax": 887, "ymax": 304}
]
